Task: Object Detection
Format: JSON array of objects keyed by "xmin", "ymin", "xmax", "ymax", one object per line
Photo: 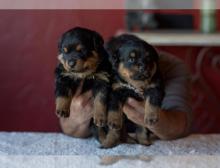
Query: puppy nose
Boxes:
[
  {"xmin": 138, "ymin": 66, "xmax": 145, "ymax": 72},
  {"xmin": 68, "ymin": 60, "xmax": 76, "ymax": 67}
]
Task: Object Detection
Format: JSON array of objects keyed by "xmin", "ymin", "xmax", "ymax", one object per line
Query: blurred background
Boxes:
[{"xmin": 0, "ymin": 0, "xmax": 220, "ymax": 133}]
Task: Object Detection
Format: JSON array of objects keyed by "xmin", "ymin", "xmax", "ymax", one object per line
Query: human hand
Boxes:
[
  {"xmin": 60, "ymin": 81, "xmax": 93, "ymax": 137},
  {"xmin": 122, "ymin": 98, "xmax": 147, "ymax": 127},
  {"xmin": 68, "ymin": 81, "xmax": 93, "ymax": 125}
]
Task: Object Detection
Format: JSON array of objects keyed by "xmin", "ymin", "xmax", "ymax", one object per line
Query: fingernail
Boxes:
[{"xmin": 127, "ymin": 98, "xmax": 133, "ymax": 104}]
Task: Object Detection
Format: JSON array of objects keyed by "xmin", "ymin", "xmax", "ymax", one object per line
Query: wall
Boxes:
[
  {"xmin": 0, "ymin": 10, "xmax": 124, "ymax": 131},
  {"xmin": 0, "ymin": 10, "xmax": 219, "ymax": 133}
]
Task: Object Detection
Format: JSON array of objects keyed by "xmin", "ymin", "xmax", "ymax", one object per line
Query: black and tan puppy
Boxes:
[
  {"xmin": 55, "ymin": 27, "xmax": 111, "ymax": 133},
  {"xmin": 102, "ymin": 34, "xmax": 164, "ymax": 148}
]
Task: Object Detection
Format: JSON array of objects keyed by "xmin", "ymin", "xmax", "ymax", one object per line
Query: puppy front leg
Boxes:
[
  {"xmin": 93, "ymin": 91, "xmax": 107, "ymax": 127},
  {"xmin": 56, "ymin": 96, "xmax": 72, "ymax": 118},
  {"xmin": 100, "ymin": 129, "xmax": 121, "ymax": 148},
  {"xmin": 136, "ymin": 126, "xmax": 151, "ymax": 146},
  {"xmin": 144, "ymin": 97, "xmax": 160, "ymax": 125},
  {"xmin": 144, "ymin": 87, "xmax": 163, "ymax": 126},
  {"xmin": 55, "ymin": 80, "xmax": 73, "ymax": 118},
  {"xmin": 107, "ymin": 91, "xmax": 123, "ymax": 130},
  {"xmin": 55, "ymin": 70, "xmax": 77, "ymax": 118}
]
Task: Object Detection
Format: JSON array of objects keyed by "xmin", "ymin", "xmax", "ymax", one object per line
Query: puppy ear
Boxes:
[
  {"xmin": 150, "ymin": 45, "xmax": 159, "ymax": 61},
  {"xmin": 58, "ymin": 36, "xmax": 63, "ymax": 54},
  {"xmin": 106, "ymin": 37, "xmax": 121, "ymax": 68},
  {"xmin": 92, "ymin": 31, "xmax": 104, "ymax": 50},
  {"xmin": 142, "ymin": 41, "xmax": 159, "ymax": 61}
]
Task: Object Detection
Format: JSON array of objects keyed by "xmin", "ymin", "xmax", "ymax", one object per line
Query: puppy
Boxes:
[
  {"xmin": 102, "ymin": 34, "xmax": 164, "ymax": 148},
  {"xmin": 55, "ymin": 27, "xmax": 111, "ymax": 139}
]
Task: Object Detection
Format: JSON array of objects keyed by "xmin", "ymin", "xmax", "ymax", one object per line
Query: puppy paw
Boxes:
[
  {"xmin": 99, "ymin": 129, "xmax": 120, "ymax": 149},
  {"xmin": 144, "ymin": 111, "xmax": 159, "ymax": 126},
  {"xmin": 138, "ymin": 139, "xmax": 152, "ymax": 146},
  {"xmin": 107, "ymin": 112, "xmax": 122, "ymax": 130},
  {"xmin": 93, "ymin": 94, "xmax": 107, "ymax": 127},
  {"xmin": 55, "ymin": 97, "xmax": 71, "ymax": 118},
  {"xmin": 100, "ymin": 141, "xmax": 117, "ymax": 149},
  {"xmin": 144, "ymin": 99, "xmax": 160, "ymax": 126},
  {"xmin": 56, "ymin": 109, "xmax": 70, "ymax": 118},
  {"xmin": 94, "ymin": 113, "xmax": 107, "ymax": 127}
]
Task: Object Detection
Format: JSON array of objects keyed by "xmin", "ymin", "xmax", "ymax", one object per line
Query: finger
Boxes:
[
  {"xmin": 71, "ymin": 90, "xmax": 92, "ymax": 108},
  {"xmin": 123, "ymin": 104, "xmax": 143, "ymax": 125},
  {"xmin": 74, "ymin": 80, "xmax": 84, "ymax": 97},
  {"xmin": 81, "ymin": 102, "xmax": 93, "ymax": 122},
  {"xmin": 127, "ymin": 98, "xmax": 145, "ymax": 113},
  {"xmin": 84, "ymin": 102, "xmax": 93, "ymax": 115},
  {"xmin": 123, "ymin": 104, "xmax": 136, "ymax": 116}
]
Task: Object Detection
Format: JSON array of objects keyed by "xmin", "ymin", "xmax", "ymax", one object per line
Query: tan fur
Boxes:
[
  {"xmin": 58, "ymin": 55, "xmax": 84, "ymax": 72},
  {"xmin": 101, "ymin": 129, "xmax": 120, "ymax": 148},
  {"xmin": 118, "ymin": 63, "xmax": 150, "ymax": 94},
  {"xmin": 83, "ymin": 51, "xmax": 99, "ymax": 70},
  {"xmin": 150, "ymin": 62, "xmax": 157, "ymax": 79},
  {"xmin": 61, "ymin": 70, "xmax": 94, "ymax": 79},
  {"xmin": 130, "ymin": 52, "xmax": 136, "ymax": 57},
  {"xmin": 56, "ymin": 96, "xmax": 72, "ymax": 115},
  {"xmin": 146, "ymin": 83, "xmax": 156, "ymax": 89},
  {"xmin": 94, "ymin": 72, "xmax": 110, "ymax": 83},
  {"xmin": 58, "ymin": 50, "xmax": 99, "ymax": 75},
  {"xmin": 136, "ymin": 127, "xmax": 151, "ymax": 146},
  {"xmin": 58, "ymin": 54, "xmax": 63, "ymax": 62},
  {"xmin": 144, "ymin": 97, "xmax": 160, "ymax": 125},
  {"xmin": 118, "ymin": 62, "xmax": 158, "ymax": 95},
  {"xmin": 73, "ymin": 59, "xmax": 84, "ymax": 71},
  {"xmin": 118, "ymin": 63, "xmax": 133, "ymax": 79},
  {"xmin": 58, "ymin": 54, "xmax": 71, "ymax": 71},
  {"xmin": 76, "ymin": 44, "xmax": 82, "ymax": 51},
  {"xmin": 63, "ymin": 47, "xmax": 68, "ymax": 53},
  {"xmin": 97, "ymin": 127, "xmax": 107, "ymax": 143},
  {"xmin": 107, "ymin": 110, "xmax": 123, "ymax": 130},
  {"xmin": 112, "ymin": 83, "xmax": 122, "ymax": 91},
  {"xmin": 93, "ymin": 92, "xmax": 107, "ymax": 127},
  {"xmin": 59, "ymin": 51, "xmax": 103, "ymax": 79}
]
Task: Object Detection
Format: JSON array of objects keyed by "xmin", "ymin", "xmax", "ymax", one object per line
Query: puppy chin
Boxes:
[
  {"xmin": 131, "ymin": 73, "xmax": 150, "ymax": 80},
  {"xmin": 131, "ymin": 74, "xmax": 147, "ymax": 81}
]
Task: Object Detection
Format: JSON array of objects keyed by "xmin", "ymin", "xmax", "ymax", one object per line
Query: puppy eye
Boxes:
[
  {"xmin": 145, "ymin": 52, "xmax": 150, "ymax": 56},
  {"xmin": 76, "ymin": 44, "xmax": 83, "ymax": 52},
  {"xmin": 128, "ymin": 57, "xmax": 135, "ymax": 63},
  {"xmin": 130, "ymin": 52, "xmax": 136, "ymax": 57},
  {"xmin": 63, "ymin": 47, "xmax": 68, "ymax": 53},
  {"xmin": 145, "ymin": 56, "xmax": 151, "ymax": 62}
]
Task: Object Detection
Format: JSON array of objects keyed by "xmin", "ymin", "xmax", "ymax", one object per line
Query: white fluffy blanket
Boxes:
[{"xmin": 0, "ymin": 132, "xmax": 220, "ymax": 168}]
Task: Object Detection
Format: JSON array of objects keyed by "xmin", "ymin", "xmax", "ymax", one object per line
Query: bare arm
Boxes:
[
  {"xmin": 123, "ymin": 98, "xmax": 188, "ymax": 140},
  {"xmin": 59, "ymin": 82, "xmax": 93, "ymax": 138}
]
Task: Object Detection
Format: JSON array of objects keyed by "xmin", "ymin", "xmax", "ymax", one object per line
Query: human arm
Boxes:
[
  {"xmin": 123, "ymin": 52, "xmax": 192, "ymax": 140},
  {"xmin": 123, "ymin": 98, "xmax": 188, "ymax": 140}
]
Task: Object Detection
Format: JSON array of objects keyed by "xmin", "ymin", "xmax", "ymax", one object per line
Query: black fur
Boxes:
[
  {"xmin": 106, "ymin": 34, "xmax": 165, "ymax": 146},
  {"xmin": 55, "ymin": 27, "xmax": 112, "ymax": 140}
]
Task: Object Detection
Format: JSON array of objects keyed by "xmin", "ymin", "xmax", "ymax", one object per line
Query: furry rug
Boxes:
[{"xmin": 0, "ymin": 132, "xmax": 220, "ymax": 167}]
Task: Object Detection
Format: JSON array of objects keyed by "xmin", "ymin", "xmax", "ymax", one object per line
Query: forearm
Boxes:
[
  {"xmin": 147, "ymin": 110, "xmax": 189, "ymax": 140},
  {"xmin": 59, "ymin": 117, "xmax": 92, "ymax": 138}
]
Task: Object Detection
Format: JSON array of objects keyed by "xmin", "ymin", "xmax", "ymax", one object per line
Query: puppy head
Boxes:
[
  {"xmin": 57, "ymin": 27, "xmax": 104, "ymax": 74},
  {"xmin": 107, "ymin": 34, "xmax": 158, "ymax": 81}
]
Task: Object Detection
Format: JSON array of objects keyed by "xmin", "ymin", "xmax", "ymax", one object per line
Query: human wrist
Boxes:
[{"xmin": 59, "ymin": 117, "xmax": 91, "ymax": 138}]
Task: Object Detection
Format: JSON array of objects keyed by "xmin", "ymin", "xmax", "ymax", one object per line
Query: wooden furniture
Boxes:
[{"xmin": 132, "ymin": 31, "xmax": 220, "ymax": 46}]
